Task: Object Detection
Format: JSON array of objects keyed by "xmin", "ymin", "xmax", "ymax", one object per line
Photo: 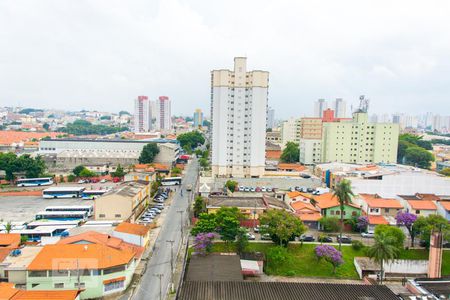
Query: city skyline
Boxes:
[{"xmin": 1, "ymin": 1, "xmax": 450, "ymax": 118}]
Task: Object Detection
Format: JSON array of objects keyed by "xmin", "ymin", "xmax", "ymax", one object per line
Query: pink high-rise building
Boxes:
[
  {"xmin": 134, "ymin": 96, "xmax": 152, "ymax": 132},
  {"xmin": 156, "ymin": 96, "xmax": 171, "ymax": 131}
]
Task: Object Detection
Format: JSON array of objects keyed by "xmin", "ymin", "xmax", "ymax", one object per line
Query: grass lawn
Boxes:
[{"xmin": 211, "ymin": 242, "xmax": 450, "ymax": 279}]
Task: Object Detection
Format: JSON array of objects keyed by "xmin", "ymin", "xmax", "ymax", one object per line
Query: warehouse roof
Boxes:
[
  {"xmin": 178, "ymin": 281, "xmax": 399, "ymax": 300},
  {"xmin": 207, "ymin": 197, "xmax": 266, "ymax": 209},
  {"xmin": 186, "ymin": 254, "xmax": 243, "ymax": 282}
]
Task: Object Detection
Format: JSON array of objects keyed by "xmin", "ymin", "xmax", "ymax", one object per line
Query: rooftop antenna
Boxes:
[{"xmin": 356, "ymin": 95, "xmax": 370, "ymax": 113}]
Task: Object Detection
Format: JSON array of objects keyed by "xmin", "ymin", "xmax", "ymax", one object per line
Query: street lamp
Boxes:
[
  {"xmin": 154, "ymin": 273, "xmax": 164, "ymax": 300},
  {"xmin": 177, "ymin": 210, "xmax": 184, "ymax": 243}
]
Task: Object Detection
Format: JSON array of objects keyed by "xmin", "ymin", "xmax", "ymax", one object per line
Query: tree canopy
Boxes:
[
  {"xmin": 259, "ymin": 209, "xmax": 306, "ymax": 247},
  {"xmin": 374, "ymin": 224, "xmax": 405, "ymax": 250},
  {"xmin": 280, "ymin": 142, "xmax": 300, "ymax": 163},
  {"xmin": 224, "ymin": 180, "xmax": 238, "ymax": 192},
  {"xmin": 404, "ymin": 146, "xmax": 435, "ymax": 169},
  {"xmin": 177, "ymin": 131, "xmax": 205, "ymax": 152},
  {"xmin": 398, "ymin": 134, "xmax": 434, "ymax": 169},
  {"xmin": 0, "ymin": 153, "xmax": 46, "ymax": 181},
  {"xmin": 62, "ymin": 120, "xmax": 128, "ymax": 136},
  {"xmin": 138, "ymin": 143, "xmax": 160, "ymax": 164}
]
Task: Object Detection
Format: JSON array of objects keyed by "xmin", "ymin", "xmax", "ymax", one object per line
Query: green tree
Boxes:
[
  {"xmin": 374, "ymin": 224, "xmax": 405, "ymax": 250},
  {"xmin": 138, "ymin": 143, "xmax": 160, "ymax": 164},
  {"xmin": 191, "ymin": 213, "xmax": 217, "ymax": 236},
  {"xmin": 333, "ymin": 179, "xmax": 355, "ymax": 250},
  {"xmin": 171, "ymin": 167, "xmax": 182, "ymax": 176},
  {"xmin": 119, "ymin": 110, "xmax": 130, "ymax": 116},
  {"xmin": 215, "ymin": 207, "xmax": 244, "ymax": 224},
  {"xmin": 177, "ymin": 131, "xmax": 205, "ymax": 152},
  {"xmin": 217, "ymin": 216, "xmax": 240, "ymax": 246},
  {"xmin": 319, "ymin": 217, "xmax": 341, "ymax": 232},
  {"xmin": 193, "ymin": 196, "xmax": 207, "ymax": 217},
  {"xmin": 415, "ymin": 215, "xmax": 450, "ymax": 248},
  {"xmin": 404, "ymin": 146, "xmax": 435, "ymax": 169},
  {"xmin": 79, "ymin": 168, "xmax": 96, "ymax": 177},
  {"xmin": 259, "ymin": 209, "xmax": 306, "ymax": 247},
  {"xmin": 150, "ymin": 179, "xmax": 161, "ymax": 197},
  {"xmin": 367, "ymin": 231, "xmax": 400, "ymax": 284},
  {"xmin": 5, "ymin": 221, "xmax": 12, "ymax": 234},
  {"xmin": 199, "ymin": 158, "xmax": 209, "ymax": 169},
  {"xmin": 43, "ymin": 123, "xmax": 50, "ymax": 131},
  {"xmin": 439, "ymin": 168, "xmax": 450, "ymax": 176},
  {"xmin": 225, "ymin": 180, "xmax": 238, "ymax": 192},
  {"xmin": 62, "ymin": 120, "xmax": 127, "ymax": 135},
  {"xmin": 397, "ymin": 140, "xmax": 415, "ymax": 163},
  {"xmin": 235, "ymin": 227, "xmax": 249, "ymax": 254},
  {"xmin": 280, "ymin": 142, "xmax": 300, "ymax": 163},
  {"xmin": 267, "ymin": 246, "xmax": 289, "ymax": 269},
  {"xmin": 0, "ymin": 153, "xmax": 46, "ymax": 181},
  {"xmin": 73, "ymin": 165, "xmax": 86, "ymax": 177},
  {"xmin": 59, "ymin": 174, "xmax": 65, "ymax": 183},
  {"xmin": 111, "ymin": 164, "xmax": 126, "ymax": 178}
]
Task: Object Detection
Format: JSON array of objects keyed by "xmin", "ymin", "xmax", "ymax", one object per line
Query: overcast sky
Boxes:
[{"xmin": 1, "ymin": 0, "xmax": 450, "ymax": 119}]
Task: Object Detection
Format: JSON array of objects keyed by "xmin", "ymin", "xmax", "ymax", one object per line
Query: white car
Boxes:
[
  {"xmin": 250, "ymin": 187, "xmax": 256, "ymax": 192},
  {"xmin": 246, "ymin": 233, "xmax": 256, "ymax": 240},
  {"xmin": 238, "ymin": 186, "xmax": 245, "ymax": 192},
  {"xmin": 100, "ymin": 179, "xmax": 107, "ymax": 183},
  {"xmin": 361, "ymin": 231, "xmax": 375, "ymax": 238},
  {"xmin": 77, "ymin": 180, "xmax": 85, "ymax": 184}
]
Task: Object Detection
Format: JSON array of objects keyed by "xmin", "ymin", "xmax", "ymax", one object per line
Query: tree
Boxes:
[
  {"xmin": 191, "ymin": 213, "xmax": 217, "ymax": 236},
  {"xmin": 171, "ymin": 167, "xmax": 182, "ymax": 176},
  {"xmin": 367, "ymin": 231, "xmax": 400, "ymax": 284},
  {"xmin": 177, "ymin": 131, "xmax": 205, "ymax": 152},
  {"xmin": 235, "ymin": 227, "xmax": 249, "ymax": 254},
  {"xmin": 224, "ymin": 180, "xmax": 238, "ymax": 193},
  {"xmin": 79, "ymin": 168, "xmax": 96, "ymax": 177},
  {"xmin": 193, "ymin": 232, "xmax": 215, "ymax": 256},
  {"xmin": 119, "ymin": 110, "xmax": 130, "ymax": 116},
  {"xmin": 59, "ymin": 174, "xmax": 65, "ymax": 183},
  {"xmin": 414, "ymin": 215, "xmax": 450, "ymax": 248},
  {"xmin": 193, "ymin": 196, "xmax": 207, "ymax": 217},
  {"xmin": 138, "ymin": 143, "xmax": 160, "ymax": 164},
  {"xmin": 0, "ymin": 153, "xmax": 46, "ymax": 181},
  {"xmin": 374, "ymin": 224, "xmax": 405, "ymax": 250},
  {"xmin": 397, "ymin": 140, "xmax": 415, "ymax": 163},
  {"xmin": 280, "ymin": 142, "xmax": 300, "ymax": 163},
  {"xmin": 319, "ymin": 217, "xmax": 341, "ymax": 232},
  {"xmin": 43, "ymin": 123, "xmax": 50, "ymax": 131},
  {"xmin": 62, "ymin": 120, "xmax": 127, "ymax": 135},
  {"xmin": 5, "ymin": 221, "xmax": 12, "ymax": 234},
  {"xmin": 111, "ymin": 164, "xmax": 126, "ymax": 178},
  {"xmin": 333, "ymin": 179, "xmax": 354, "ymax": 250},
  {"xmin": 266, "ymin": 246, "xmax": 289, "ymax": 269},
  {"xmin": 73, "ymin": 165, "xmax": 86, "ymax": 177},
  {"xmin": 315, "ymin": 245, "xmax": 344, "ymax": 274},
  {"xmin": 440, "ymin": 168, "xmax": 450, "ymax": 176},
  {"xmin": 396, "ymin": 212, "xmax": 418, "ymax": 247},
  {"xmin": 199, "ymin": 158, "xmax": 209, "ymax": 169},
  {"xmin": 150, "ymin": 179, "xmax": 161, "ymax": 197},
  {"xmin": 357, "ymin": 216, "xmax": 369, "ymax": 233},
  {"xmin": 217, "ymin": 216, "xmax": 240, "ymax": 246},
  {"xmin": 259, "ymin": 209, "xmax": 306, "ymax": 247},
  {"xmin": 404, "ymin": 146, "xmax": 435, "ymax": 169}
]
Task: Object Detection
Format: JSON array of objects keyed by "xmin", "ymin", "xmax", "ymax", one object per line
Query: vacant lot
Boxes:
[{"xmin": 211, "ymin": 242, "xmax": 449, "ymax": 279}]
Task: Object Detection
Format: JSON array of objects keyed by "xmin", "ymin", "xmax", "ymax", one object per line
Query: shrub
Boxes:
[
  {"xmin": 67, "ymin": 174, "xmax": 76, "ymax": 182},
  {"xmin": 319, "ymin": 217, "xmax": 340, "ymax": 232},
  {"xmin": 351, "ymin": 240, "xmax": 364, "ymax": 251}
]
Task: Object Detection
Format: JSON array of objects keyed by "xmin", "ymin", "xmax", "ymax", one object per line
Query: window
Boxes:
[
  {"xmin": 115, "ymin": 214, "xmax": 121, "ymax": 218},
  {"xmin": 336, "ymin": 210, "xmax": 340, "ymax": 215},
  {"xmin": 352, "ymin": 211, "xmax": 357, "ymax": 216},
  {"xmin": 99, "ymin": 214, "xmax": 106, "ymax": 218},
  {"xmin": 104, "ymin": 280, "xmax": 125, "ymax": 292},
  {"xmin": 50, "ymin": 270, "xmax": 69, "ymax": 277},
  {"xmin": 384, "ymin": 208, "xmax": 390, "ymax": 213},
  {"xmin": 31, "ymin": 283, "xmax": 40, "ymax": 288},
  {"xmin": 416, "ymin": 210, "xmax": 420, "ymax": 214},
  {"xmin": 103, "ymin": 265, "xmax": 126, "ymax": 275},
  {"xmin": 75, "ymin": 282, "xmax": 86, "ymax": 289},
  {"xmin": 71, "ymin": 269, "xmax": 91, "ymax": 277},
  {"xmin": 29, "ymin": 271, "xmax": 47, "ymax": 277},
  {"xmin": 54, "ymin": 283, "xmax": 64, "ymax": 289},
  {"xmin": 330, "ymin": 211, "xmax": 334, "ymax": 215}
]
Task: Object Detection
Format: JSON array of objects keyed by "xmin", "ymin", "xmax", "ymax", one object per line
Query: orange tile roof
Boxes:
[
  {"xmin": 368, "ymin": 215, "xmax": 389, "ymax": 225},
  {"xmin": 0, "ymin": 248, "xmax": 12, "ymax": 262},
  {"xmin": 355, "ymin": 165, "xmax": 379, "ymax": 171},
  {"xmin": 57, "ymin": 231, "xmax": 144, "ymax": 259},
  {"xmin": 134, "ymin": 164, "xmax": 150, "ymax": 169},
  {"xmin": 416, "ymin": 193, "xmax": 441, "ymax": 201},
  {"xmin": 115, "ymin": 222, "xmax": 150, "ymax": 236},
  {"xmin": 439, "ymin": 201, "xmax": 450, "ymax": 211},
  {"xmin": 11, "ymin": 290, "xmax": 80, "ymax": 300},
  {"xmin": 407, "ymin": 200, "xmax": 437, "ymax": 210},
  {"xmin": 103, "ymin": 276, "xmax": 126, "ymax": 285},
  {"xmin": 0, "ymin": 234, "xmax": 21, "ymax": 248},
  {"xmin": 28, "ymin": 244, "xmax": 134, "ymax": 270},
  {"xmin": 314, "ymin": 193, "xmax": 359, "ymax": 209},
  {"xmin": 265, "ymin": 150, "xmax": 282, "ymax": 159},
  {"xmin": 296, "ymin": 212, "xmax": 322, "ymax": 221},
  {"xmin": 360, "ymin": 194, "xmax": 403, "ymax": 209},
  {"xmin": 278, "ymin": 164, "xmax": 306, "ymax": 171},
  {"xmin": 0, "ymin": 282, "xmax": 18, "ymax": 299},
  {"xmin": 287, "ymin": 191, "xmax": 302, "ymax": 199},
  {"xmin": 0, "ymin": 131, "xmax": 60, "ymax": 145},
  {"xmin": 291, "ymin": 201, "xmax": 319, "ymax": 212},
  {"xmin": 152, "ymin": 163, "xmax": 169, "ymax": 170}
]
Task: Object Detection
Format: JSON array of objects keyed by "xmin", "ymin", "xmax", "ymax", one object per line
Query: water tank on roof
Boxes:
[
  {"xmin": 10, "ymin": 249, "xmax": 21, "ymax": 257},
  {"xmin": 60, "ymin": 231, "xmax": 69, "ymax": 238}
]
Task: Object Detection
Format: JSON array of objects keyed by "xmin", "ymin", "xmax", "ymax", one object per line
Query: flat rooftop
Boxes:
[{"xmin": 2, "ymin": 246, "xmax": 43, "ymax": 270}]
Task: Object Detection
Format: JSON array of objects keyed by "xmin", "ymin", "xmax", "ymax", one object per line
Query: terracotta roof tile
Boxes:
[
  {"xmin": 0, "ymin": 282, "xmax": 18, "ymax": 299},
  {"xmin": 360, "ymin": 194, "xmax": 403, "ymax": 209},
  {"xmin": 277, "ymin": 164, "xmax": 306, "ymax": 171},
  {"xmin": 0, "ymin": 131, "xmax": 60, "ymax": 145},
  {"xmin": 439, "ymin": 201, "xmax": 450, "ymax": 211},
  {"xmin": 296, "ymin": 212, "xmax": 322, "ymax": 221},
  {"xmin": 265, "ymin": 150, "xmax": 281, "ymax": 159},
  {"xmin": 0, "ymin": 234, "xmax": 21, "ymax": 248},
  {"xmin": 115, "ymin": 222, "xmax": 150, "ymax": 236},
  {"xmin": 11, "ymin": 290, "xmax": 80, "ymax": 300},
  {"xmin": 407, "ymin": 200, "xmax": 437, "ymax": 210},
  {"xmin": 314, "ymin": 193, "xmax": 359, "ymax": 209},
  {"xmin": 290, "ymin": 201, "xmax": 318, "ymax": 212},
  {"xmin": 368, "ymin": 215, "xmax": 389, "ymax": 225},
  {"xmin": 28, "ymin": 244, "xmax": 134, "ymax": 270}
]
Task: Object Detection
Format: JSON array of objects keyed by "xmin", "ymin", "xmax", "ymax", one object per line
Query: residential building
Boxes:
[
  {"xmin": 133, "ymin": 95, "xmax": 151, "ymax": 133},
  {"xmin": 210, "ymin": 57, "xmax": 269, "ymax": 177},
  {"xmin": 398, "ymin": 195, "xmax": 439, "ymax": 217},
  {"xmin": 436, "ymin": 160, "xmax": 450, "ymax": 172},
  {"xmin": 266, "ymin": 107, "xmax": 275, "ymax": 129},
  {"xmin": 155, "ymin": 96, "xmax": 171, "ymax": 131},
  {"xmin": 0, "ymin": 282, "xmax": 81, "ymax": 300},
  {"xmin": 321, "ymin": 112, "xmax": 399, "ymax": 164},
  {"xmin": 94, "ymin": 181, "xmax": 150, "ymax": 222},
  {"xmin": 436, "ymin": 200, "xmax": 450, "ymax": 221},
  {"xmin": 333, "ymin": 98, "xmax": 346, "ymax": 118},
  {"xmin": 0, "ymin": 245, "xmax": 42, "ymax": 285},
  {"xmin": 193, "ymin": 108, "xmax": 203, "ymax": 128},
  {"xmin": 112, "ymin": 222, "xmax": 151, "ymax": 247},
  {"xmin": 314, "ymin": 99, "xmax": 327, "ymax": 117},
  {"xmin": 266, "ymin": 130, "xmax": 281, "ymax": 145},
  {"xmin": 358, "ymin": 194, "xmax": 403, "ymax": 230},
  {"xmin": 313, "ymin": 193, "xmax": 361, "ymax": 221},
  {"xmin": 280, "ymin": 117, "xmax": 301, "ymax": 147},
  {"xmin": 206, "ymin": 196, "xmax": 267, "ymax": 219},
  {"xmin": 26, "ymin": 244, "xmax": 137, "ymax": 299}
]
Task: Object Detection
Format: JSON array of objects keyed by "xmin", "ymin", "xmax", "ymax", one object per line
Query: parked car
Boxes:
[
  {"xmin": 255, "ymin": 187, "xmax": 262, "ymax": 192},
  {"xmin": 337, "ymin": 235, "xmax": 352, "ymax": 244},
  {"xmin": 261, "ymin": 233, "xmax": 272, "ymax": 240},
  {"xmin": 290, "ymin": 187, "xmax": 296, "ymax": 192},
  {"xmin": 250, "ymin": 187, "xmax": 256, "ymax": 192},
  {"xmin": 244, "ymin": 187, "xmax": 250, "ymax": 192},
  {"xmin": 306, "ymin": 188, "xmax": 314, "ymax": 193},
  {"xmin": 77, "ymin": 180, "xmax": 85, "ymax": 184},
  {"xmin": 246, "ymin": 233, "xmax": 256, "ymax": 240},
  {"xmin": 154, "ymin": 204, "xmax": 164, "ymax": 209},
  {"xmin": 239, "ymin": 186, "xmax": 245, "ymax": 192},
  {"xmin": 361, "ymin": 231, "xmax": 375, "ymax": 238},
  {"xmin": 261, "ymin": 187, "xmax": 267, "ymax": 192},
  {"xmin": 266, "ymin": 187, "xmax": 273, "ymax": 192},
  {"xmin": 300, "ymin": 174, "xmax": 311, "ymax": 179},
  {"xmin": 253, "ymin": 226, "xmax": 260, "ymax": 233},
  {"xmin": 112, "ymin": 177, "xmax": 121, "ymax": 183},
  {"xmin": 318, "ymin": 235, "xmax": 333, "ymax": 243},
  {"xmin": 299, "ymin": 234, "xmax": 315, "ymax": 242},
  {"xmin": 100, "ymin": 179, "xmax": 107, "ymax": 183}
]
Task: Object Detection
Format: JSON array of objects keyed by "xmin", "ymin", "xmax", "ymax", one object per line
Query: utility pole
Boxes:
[
  {"xmin": 177, "ymin": 210, "xmax": 184, "ymax": 243},
  {"xmin": 154, "ymin": 273, "xmax": 164, "ymax": 300},
  {"xmin": 166, "ymin": 240, "xmax": 175, "ymax": 293}
]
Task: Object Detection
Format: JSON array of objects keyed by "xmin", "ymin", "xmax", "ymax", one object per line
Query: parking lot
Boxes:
[
  {"xmin": 213, "ymin": 177, "xmax": 322, "ymax": 191},
  {"xmin": 0, "ymin": 195, "xmax": 94, "ymax": 223}
]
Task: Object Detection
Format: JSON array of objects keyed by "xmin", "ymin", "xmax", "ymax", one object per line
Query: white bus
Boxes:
[
  {"xmin": 16, "ymin": 177, "xmax": 53, "ymax": 187},
  {"xmin": 81, "ymin": 190, "xmax": 106, "ymax": 200},
  {"xmin": 26, "ymin": 220, "xmax": 81, "ymax": 230},
  {"xmin": 45, "ymin": 205, "xmax": 94, "ymax": 217},
  {"xmin": 42, "ymin": 187, "xmax": 86, "ymax": 199},
  {"xmin": 35, "ymin": 211, "xmax": 89, "ymax": 221},
  {"xmin": 161, "ymin": 177, "xmax": 182, "ymax": 186}
]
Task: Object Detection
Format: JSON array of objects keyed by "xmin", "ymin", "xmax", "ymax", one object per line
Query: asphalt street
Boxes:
[{"xmin": 133, "ymin": 158, "xmax": 198, "ymax": 300}]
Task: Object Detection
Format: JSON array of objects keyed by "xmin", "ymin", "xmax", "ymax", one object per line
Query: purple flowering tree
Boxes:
[
  {"xmin": 315, "ymin": 244, "xmax": 344, "ymax": 274},
  {"xmin": 396, "ymin": 212, "xmax": 418, "ymax": 247},
  {"xmin": 193, "ymin": 232, "xmax": 215, "ymax": 256},
  {"xmin": 357, "ymin": 216, "xmax": 369, "ymax": 232}
]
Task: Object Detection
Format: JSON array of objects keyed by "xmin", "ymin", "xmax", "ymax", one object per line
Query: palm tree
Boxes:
[
  {"xmin": 5, "ymin": 221, "xmax": 12, "ymax": 234},
  {"xmin": 367, "ymin": 232, "xmax": 399, "ymax": 284},
  {"xmin": 333, "ymin": 179, "xmax": 354, "ymax": 251}
]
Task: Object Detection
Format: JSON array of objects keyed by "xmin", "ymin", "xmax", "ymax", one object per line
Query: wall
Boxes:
[
  {"xmin": 95, "ymin": 195, "xmax": 131, "ymax": 221},
  {"xmin": 113, "ymin": 231, "xmax": 143, "ymax": 247}
]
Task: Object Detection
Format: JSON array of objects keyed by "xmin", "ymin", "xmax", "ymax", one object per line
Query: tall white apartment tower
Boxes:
[
  {"xmin": 134, "ymin": 95, "xmax": 151, "ymax": 132},
  {"xmin": 333, "ymin": 98, "xmax": 347, "ymax": 118},
  {"xmin": 211, "ymin": 57, "xmax": 269, "ymax": 178},
  {"xmin": 314, "ymin": 99, "xmax": 327, "ymax": 117},
  {"xmin": 155, "ymin": 96, "xmax": 171, "ymax": 132}
]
